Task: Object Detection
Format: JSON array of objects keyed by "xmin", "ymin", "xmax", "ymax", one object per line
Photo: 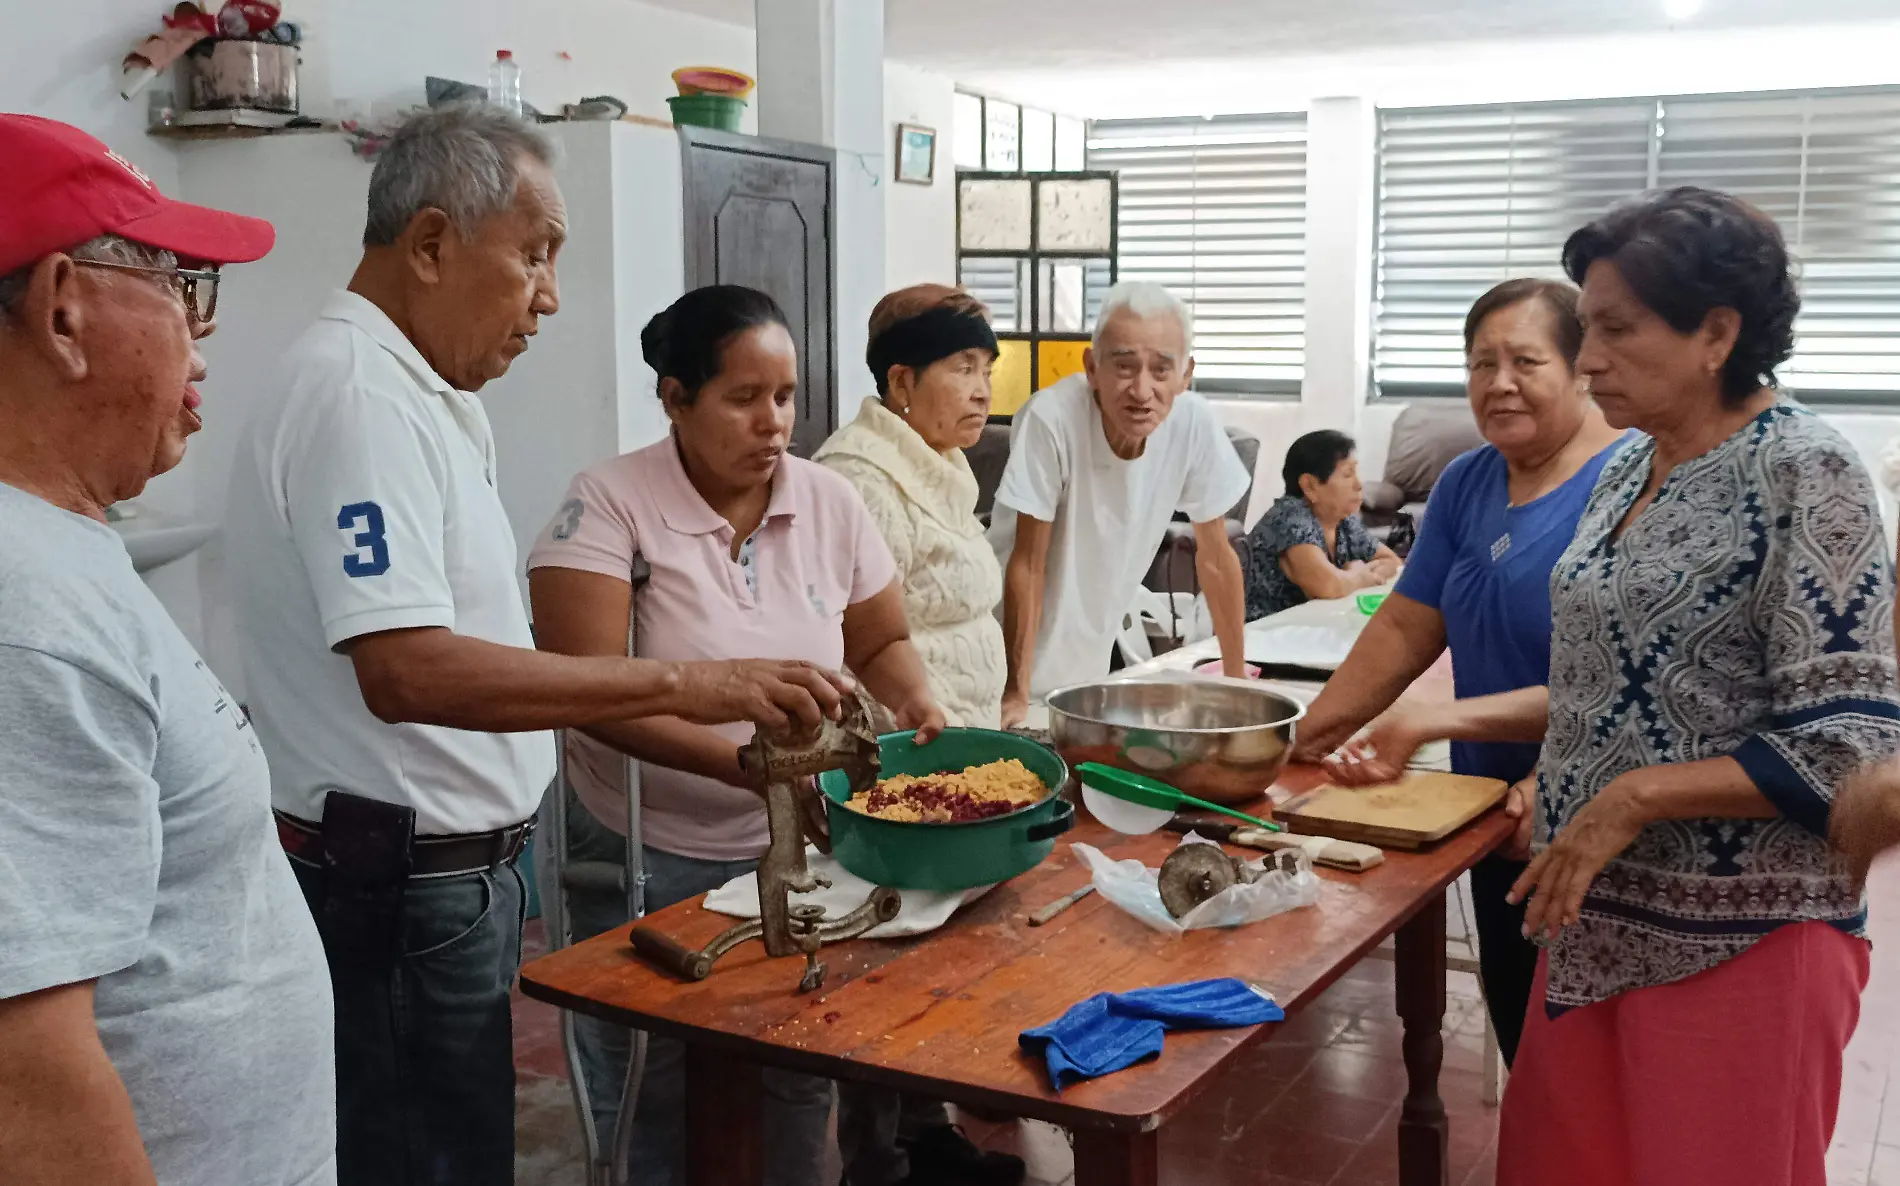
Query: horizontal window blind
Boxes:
[
  {"xmin": 1089, "ymin": 114, "xmax": 1307, "ymax": 395},
  {"xmin": 1375, "ymin": 88, "xmax": 1900, "ymax": 399},
  {"xmin": 1656, "ymin": 91, "xmax": 1900, "ymax": 395},
  {"xmin": 1374, "ymin": 101, "xmax": 1654, "ymax": 391}
]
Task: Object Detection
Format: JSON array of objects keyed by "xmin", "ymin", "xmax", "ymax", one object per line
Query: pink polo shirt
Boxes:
[{"xmin": 527, "ymin": 436, "xmax": 896, "ymax": 861}]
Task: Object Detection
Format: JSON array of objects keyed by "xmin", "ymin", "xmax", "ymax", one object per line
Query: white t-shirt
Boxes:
[
  {"xmin": 987, "ymin": 374, "xmax": 1251, "ymax": 697},
  {"xmin": 227, "ymin": 291, "xmax": 556, "ymax": 835}
]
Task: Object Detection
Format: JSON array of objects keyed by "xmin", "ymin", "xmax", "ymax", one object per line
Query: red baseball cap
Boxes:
[{"xmin": 0, "ymin": 113, "xmax": 276, "ymax": 275}]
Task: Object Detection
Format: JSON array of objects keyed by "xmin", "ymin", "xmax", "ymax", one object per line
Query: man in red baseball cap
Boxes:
[{"xmin": 0, "ymin": 114, "xmax": 336, "ymax": 1186}]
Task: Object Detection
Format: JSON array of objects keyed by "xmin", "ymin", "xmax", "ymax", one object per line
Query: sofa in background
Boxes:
[{"xmin": 1360, "ymin": 402, "xmax": 1484, "ymax": 552}]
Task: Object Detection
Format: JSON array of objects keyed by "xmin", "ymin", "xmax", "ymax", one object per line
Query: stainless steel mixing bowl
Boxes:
[{"xmin": 1044, "ymin": 678, "xmax": 1305, "ymax": 807}]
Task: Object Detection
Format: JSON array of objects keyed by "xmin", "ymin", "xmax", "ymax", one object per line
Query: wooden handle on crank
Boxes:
[{"xmin": 629, "ymin": 926, "xmax": 714, "ymax": 981}]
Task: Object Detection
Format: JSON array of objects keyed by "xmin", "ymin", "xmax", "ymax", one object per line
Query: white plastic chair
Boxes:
[{"xmin": 1116, "ymin": 590, "xmax": 1197, "ymax": 668}]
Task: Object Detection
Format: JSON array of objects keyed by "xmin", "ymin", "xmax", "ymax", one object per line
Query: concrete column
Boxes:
[
  {"xmin": 755, "ymin": 0, "xmax": 886, "ymax": 419},
  {"xmin": 1299, "ymin": 96, "xmax": 1378, "ymax": 439}
]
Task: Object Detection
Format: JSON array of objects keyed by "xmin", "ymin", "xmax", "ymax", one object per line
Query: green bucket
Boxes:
[
  {"xmin": 667, "ymin": 94, "xmax": 746, "ymax": 132},
  {"xmin": 818, "ymin": 728, "xmax": 1073, "ymax": 891}
]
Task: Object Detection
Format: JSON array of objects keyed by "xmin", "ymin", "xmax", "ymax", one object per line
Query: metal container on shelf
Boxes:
[
  {"xmin": 175, "ymin": 39, "xmax": 299, "ymax": 114},
  {"xmin": 1045, "ymin": 678, "xmax": 1304, "ymax": 808}
]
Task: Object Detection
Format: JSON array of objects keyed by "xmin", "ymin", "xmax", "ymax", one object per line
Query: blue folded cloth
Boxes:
[{"xmin": 1018, "ymin": 978, "xmax": 1284, "ymax": 1090}]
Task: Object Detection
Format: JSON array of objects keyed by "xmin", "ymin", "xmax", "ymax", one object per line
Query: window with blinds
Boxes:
[
  {"xmin": 1089, "ymin": 114, "xmax": 1308, "ymax": 396},
  {"xmin": 1374, "ymin": 87, "xmax": 1900, "ymax": 400}
]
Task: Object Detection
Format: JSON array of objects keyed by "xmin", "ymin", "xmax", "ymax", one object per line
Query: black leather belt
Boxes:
[{"xmin": 275, "ymin": 811, "xmax": 534, "ymax": 878}]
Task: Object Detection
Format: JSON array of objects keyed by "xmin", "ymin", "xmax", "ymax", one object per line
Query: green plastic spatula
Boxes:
[{"xmin": 1075, "ymin": 762, "xmax": 1285, "ymax": 833}]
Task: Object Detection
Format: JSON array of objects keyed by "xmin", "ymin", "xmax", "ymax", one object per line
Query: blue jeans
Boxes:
[
  {"xmin": 293, "ymin": 857, "xmax": 525, "ymax": 1186},
  {"xmin": 563, "ymin": 800, "xmax": 832, "ymax": 1186}
]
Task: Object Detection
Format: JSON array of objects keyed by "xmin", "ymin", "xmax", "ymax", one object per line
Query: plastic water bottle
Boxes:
[{"xmin": 488, "ymin": 50, "xmax": 522, "ymax": 116}]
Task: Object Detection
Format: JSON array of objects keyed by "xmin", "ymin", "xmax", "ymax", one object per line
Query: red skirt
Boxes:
[{"xmin": 1499, "ymin": 921, "xmax": 1869, "ymax": 1186}]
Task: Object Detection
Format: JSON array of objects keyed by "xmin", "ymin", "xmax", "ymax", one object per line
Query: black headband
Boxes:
[{"xmin": 866, "ymin": 306, "xmax": 999, "ymax": 395}]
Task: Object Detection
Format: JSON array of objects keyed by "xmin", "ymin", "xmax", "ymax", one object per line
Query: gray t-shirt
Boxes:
[{"xmin": 0, "ymin": 482, "xmax": 335, "ymax": 1186}]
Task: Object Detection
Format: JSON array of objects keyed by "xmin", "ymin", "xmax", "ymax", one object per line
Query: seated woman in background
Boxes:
[
  {"xmin": 1290, "ymin": 277, "xmax": 1631, "ymax": 1066},
  {"xmin": 527, "ymin": 284, "xmax": 943, "ymax": 1186},
  {"xmin": 1239, "ymin": 429, "xmax": 1401, "ymax": 620},
  {"xmin": 813, "ymin": 286, "xmax": 1026, "ymax": 1186}
]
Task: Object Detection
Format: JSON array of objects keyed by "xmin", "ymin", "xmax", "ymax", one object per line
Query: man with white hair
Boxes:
[
  {"xmin": 990, "ymin": 281, "xmax": 1251, "ymax": 724},
  {"xmin": 226, "ymin": 105, "xmax": 852, "ymax": 1185},
  {"xmin": 0, "ymin": 114, "xmax": 333, "ymax": 1184}
]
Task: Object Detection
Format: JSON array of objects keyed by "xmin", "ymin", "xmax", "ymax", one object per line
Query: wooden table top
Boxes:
[{"xmin": 519, "ymin": 759, "xmax": 1510, "ymax": 1136}]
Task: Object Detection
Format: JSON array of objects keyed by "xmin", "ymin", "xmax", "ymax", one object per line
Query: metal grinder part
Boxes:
[{"xmin": 1157, "ymin": 844, "xmax": 1248, "ymax": 919}]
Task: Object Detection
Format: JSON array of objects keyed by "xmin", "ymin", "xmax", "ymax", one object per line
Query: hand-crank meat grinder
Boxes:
[{"xmin": 628, "ymin": 690, "xmax": 901, "ymax": 992}]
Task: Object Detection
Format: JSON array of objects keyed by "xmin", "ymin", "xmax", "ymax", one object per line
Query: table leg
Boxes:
[
  {"xmin": 1073, "ymin": 1128, "xmax": 1160, "ymax": 1186},
  {"xmin": 1394, "ymin": 893, "xmax": 1449, "ymax": 1186},
  {"xmin": 683, "ymin": 1043, "xmax": 762, "ymax": 1186}
]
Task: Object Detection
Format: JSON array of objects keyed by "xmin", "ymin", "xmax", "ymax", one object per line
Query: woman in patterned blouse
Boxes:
[
  {"xmin": 1330, "ymin": 188, "xmax": 1900, "ymax": 1185},
  {"xmin": 1237, "ymin": 430, "xmax": 1401, "ymax": 620}
]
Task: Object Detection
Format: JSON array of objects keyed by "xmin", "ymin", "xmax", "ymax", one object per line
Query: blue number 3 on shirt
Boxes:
[{"xmin": 337, "ymin": 501, "xmax": 391, "ymax": 577}]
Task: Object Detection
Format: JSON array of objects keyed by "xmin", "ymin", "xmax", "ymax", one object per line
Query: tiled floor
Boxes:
[{"xmin": 514, "ymin": 855, "xmax": 1900, "ymax": 1186}]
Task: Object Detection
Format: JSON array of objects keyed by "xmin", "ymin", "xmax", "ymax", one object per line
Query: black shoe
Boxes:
[{"xmin": 900, "ymin": 1124, "xmax": 1027, "ymax": 1185}]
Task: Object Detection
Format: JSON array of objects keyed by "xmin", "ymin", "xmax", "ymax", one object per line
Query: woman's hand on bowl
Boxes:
[
  {"xmin": 1000, "ymin": 688, "xmax": 1030, "ymax": 731},
  {"xmin": 895, "ymin": 698, "xmax": 947, "ymax": 745},
  {"xmin": 674, "ymin": 658, "xmax": 856, "ymax": 733},
  {"xmin": 1507, "ymin": 773, "xmax": 1650, "ymax": 941}
]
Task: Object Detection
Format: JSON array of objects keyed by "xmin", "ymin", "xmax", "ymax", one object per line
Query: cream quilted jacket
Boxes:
[{"xmin": 814, "ymin": 398, "xmax": 1006, "ymax": 728}]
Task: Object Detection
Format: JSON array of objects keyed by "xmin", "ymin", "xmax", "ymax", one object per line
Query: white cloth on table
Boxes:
[{"xmin": 702, "ymin": 847, "xmax": 995, "ymax": 938}]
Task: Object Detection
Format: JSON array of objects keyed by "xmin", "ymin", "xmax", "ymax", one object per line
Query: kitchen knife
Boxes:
[{"xmin": 1164, "ymin": 817, "xmax": 1384, "ymax": 872}]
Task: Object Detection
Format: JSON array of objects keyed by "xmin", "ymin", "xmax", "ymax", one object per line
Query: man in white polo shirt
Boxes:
[
  {"xmin": 226, "ymin": 106, "xmax": 849, "ymax": 1186},
  {"xmin": 989, "ymin": 281, "xmax": 1252, "ymax": 725}
]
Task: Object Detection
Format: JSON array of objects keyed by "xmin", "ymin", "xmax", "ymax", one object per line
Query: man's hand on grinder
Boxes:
[{"xmin": 673, "ymin": 659, "xmax": 854, "ymax": 734}]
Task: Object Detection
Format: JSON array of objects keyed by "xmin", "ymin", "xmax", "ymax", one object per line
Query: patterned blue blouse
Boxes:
[
  {"xmin": 1539, "ymin": 401, "xmax": 1900, "ymax": 1014},
  {"xmin": 1240, "ymin": 495, "xmax": 1381, "ymax": 620}
]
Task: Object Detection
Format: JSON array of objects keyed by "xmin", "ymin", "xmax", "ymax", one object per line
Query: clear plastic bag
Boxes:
[{"xmin": 1071, "ymin": 834, "xmax": 1321, "ymax": 935}]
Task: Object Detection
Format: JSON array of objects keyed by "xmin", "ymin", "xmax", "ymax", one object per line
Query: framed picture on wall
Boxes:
[{"xmin": 895, "ymin": 123, "xmax": 937, "ymax": 185}]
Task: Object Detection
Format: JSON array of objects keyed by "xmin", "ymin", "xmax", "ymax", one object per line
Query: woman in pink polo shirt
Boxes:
[{"xmin": 528, "ymin": 285, "xmax": 943, "ymax": 1186}]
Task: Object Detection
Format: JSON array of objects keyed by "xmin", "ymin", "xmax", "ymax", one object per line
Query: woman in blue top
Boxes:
[{"xmin": 1292, "ymin": 277, "xmax": 1629, "ymax": 1064}]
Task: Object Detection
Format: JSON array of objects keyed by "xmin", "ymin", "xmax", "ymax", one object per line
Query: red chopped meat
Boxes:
[{"xmin": 862, "ymin": 778, "xmax": 1024, "ymax": 822}]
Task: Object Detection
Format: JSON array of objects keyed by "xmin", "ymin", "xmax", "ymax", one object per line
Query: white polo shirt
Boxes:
[
  {"xmin": 226, "ymin": 290, "xmax": 556, "ymax": 836},
  {"xmin": 987, "ymin": 374, "xmax": 1251, "ymax": 698}
]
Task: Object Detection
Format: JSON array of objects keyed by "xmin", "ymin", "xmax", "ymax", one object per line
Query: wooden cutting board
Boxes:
[{"xmin": 1274, "ymin": 772, "xmax": 1508, "ymax": 850}]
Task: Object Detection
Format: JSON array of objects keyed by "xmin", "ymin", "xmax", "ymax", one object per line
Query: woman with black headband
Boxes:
[
  {"xmin": 815, "ymin": 285, "xmax": 1007, "ymax": 732},
  {"xmin": 815, "ymin": 286, "xmax": 1024, "ymax": 1186}
]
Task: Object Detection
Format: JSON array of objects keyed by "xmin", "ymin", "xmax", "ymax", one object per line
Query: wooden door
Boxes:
[{"xmin": 680, "ymin": 126, "xmax": 837, "ymax": 458}]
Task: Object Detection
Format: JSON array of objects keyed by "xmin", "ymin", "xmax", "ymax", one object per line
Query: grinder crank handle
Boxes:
[{"xmin": 629, "ymin": 926, "xmax": 715, "ymax": 981}]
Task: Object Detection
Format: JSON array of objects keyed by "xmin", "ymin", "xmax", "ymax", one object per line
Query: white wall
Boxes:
[
  {"xmin": 883, "ymin": 63, "xmax": 958, "ymax": 292},
  {"xmin": 302, "ymin": 0, "xmax": 758, "ymax": 132},
  {"xmin": 3, "ymin": 0, "xmax": 967, "ymax": 658}
]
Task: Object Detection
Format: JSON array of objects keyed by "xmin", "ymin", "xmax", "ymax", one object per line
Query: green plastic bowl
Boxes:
[
  {"xmin": 818, "ymin": 728, "xmax": 1073, "ymax": 891},
  {"xmin": 667, "ymin": 93, "xmax": 746, "ymax": 131}
]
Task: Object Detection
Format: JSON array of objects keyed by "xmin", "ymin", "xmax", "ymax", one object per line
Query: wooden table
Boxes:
[{"xmin": 520, "ymin": 757, "xmax": 1509, "ymax": 1186}]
